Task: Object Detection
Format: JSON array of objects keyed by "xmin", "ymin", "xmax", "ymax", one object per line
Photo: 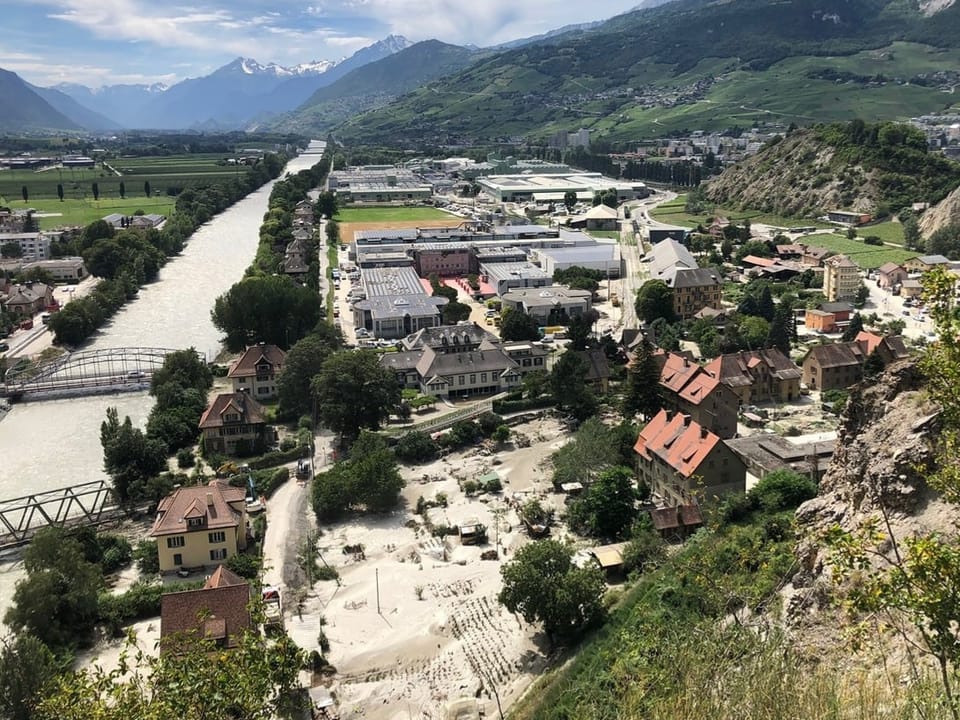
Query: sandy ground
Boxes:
[{"xmin": 279, "ymin": 416, "xmax": 572, "ymax": 720}]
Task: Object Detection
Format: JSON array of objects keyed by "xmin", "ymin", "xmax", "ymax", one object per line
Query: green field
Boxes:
[
  {"xmin": 334, "ymin": 207, "xmax": 459, "ymax": 223},
  {"xmin": 651, "ymin": 195, "xmax": 831, "ymax": 230},
  {"xmin": 586, "ymin": 230, "xmax": 621, "ymax": 240},
  {"xmin": 25, "ymin": 197, "xmax": 177, "ymax": 230},
  {"xmin": 855, "ymin": 221, "xmax": 905, "ymax": 245},
  {"xmin": 0, "ymin": 153, "xmax": 250, "ymax": 208},
  {"xmin": 807, "ymin": 233, "xmax": 915, "ymax": 268}
]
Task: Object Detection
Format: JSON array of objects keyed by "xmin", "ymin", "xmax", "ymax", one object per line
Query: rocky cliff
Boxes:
[
  {"xmin": 788, "ymin": 359, "xmax": 955, "ymax": 623},
  {"xmin": 703, "ymin": 129, "xmax": 879, "ymax": 217},
  {"xmin": 919, "ymin": 182, "xmax": 960, "ymax": 237}
]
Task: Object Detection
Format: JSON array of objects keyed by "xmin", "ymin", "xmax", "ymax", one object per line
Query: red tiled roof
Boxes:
[
  {"xmin": 634, "ymin": 409, "xmax": 720, "ymax": 478},
  {"xmin": 742, "ymin": 255, "xmax": 776, "ymax": 267},
  {"xmin": 160, "ymin": 570, "xmax": 251, "ymax": 649},
  {"xmin": 198, "ymin": 392, "xmax": 267, "ymax": 430},
  {"xmin": 227, "ymin": 343, "xmax": 286, "ymax": 379},
  {"xmin": 677, "ymin": 370, "xmax": 720, "ymax": 406},
  {"xmin": 659, "ymin": 352, "xmax": 701, "ymax": 394},
  {"xmin": 205, "ymin": 565, "xmax": 247, "ymax": 589},
  {"xmin": 855, "ymin": 331, "xmax": 883, "ymax": 355},
  {"xmin": 150, "ymin": 480, "xmax": 246, "ymax": 537}
]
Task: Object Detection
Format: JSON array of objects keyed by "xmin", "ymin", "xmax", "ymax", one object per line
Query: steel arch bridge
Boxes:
[
  {"xmin": 2, "ymin": 346, "xmax": 182, "ymax": 400},
  {"xmin": 0, "ymin": 480, "xmax": 121, "ymax": 549}
]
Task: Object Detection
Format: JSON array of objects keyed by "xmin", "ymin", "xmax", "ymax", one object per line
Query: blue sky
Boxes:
[{"xmin": 1, "ymin": 0, "xmax": 640, "ymax": 88}]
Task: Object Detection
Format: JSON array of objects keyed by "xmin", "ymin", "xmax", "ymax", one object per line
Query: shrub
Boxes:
[
  {"xmin": 133, "ymin": 540, "xmax": 159, "ymax": 574},
  {"xmin": 435, "ymin": 492, "xmax": 448, "ymax": 507},
  {"xmin": 298, "ymin": 415, "xmax": 314, "ymax": 431},
  {"xmin": 463, "ymin": 480, "xmax": 480, "ymax": 496},
  {"xmin": 484, "ymin": 476, "xmax": 503, "ymax": 493},
  {"xmin": 226, "ymin": 552, "xmax": 261, "ymax": 579},
  {"xmin": 394, "ymin": 430, "xmax": 439, "ymax": 464},
  {"xmin": 316, "ymin": 565, "xmax": 340, "ymax": 581},
  {"xmin": 477, "ymin": 411, "xmax": 505, "ymax": 436},
  {"xmin": 176, "ymin": 448, "xmax": 195, "ymax": 468},
  {"xmin": 280, "ymin": 437, "xmax": 297, "ymax": 452}
]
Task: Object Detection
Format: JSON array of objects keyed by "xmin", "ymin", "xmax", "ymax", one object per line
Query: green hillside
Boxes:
[{"xmin": 333, "ymin": 0, "xmax": 960, "ymax": 145}]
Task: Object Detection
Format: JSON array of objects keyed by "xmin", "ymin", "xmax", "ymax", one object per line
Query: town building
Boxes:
[
  {"xmin": 656, "ymin": 351, "xmax": 738, "ymax": 439},
  {"xmin": 667, "ymin": 268, "xmax": 724, "ymax": 320},
  {"xmin": 0, "ymin": 232, "xmax": 54, "ymax": 261},
  {"xmin": 644, "ymin": 237, "xmax": 698, "ymax": 281},
  {"xmin": 160, "ymin": 565, "xmax": 251, "ymax": 651},
  {"xmin": 568, "ymin": 203, "xmax": 619, "ymax": 231},
  {"xmin": 823, "ymin": 254, "xmax": 861, "ymax": 302},
  {"xmin": 804, "ymin": 302, "xmax": 854, "ymax": 334},
  {"xmin": 150, "ymin": 480, "xmax": 249, "ymax": 573},
  {"xmin": 227, "ymin": 343, "xmax": 286, "ymax": 400},
  {"xmin": 826, "ymin": 210, "xmax": 872, "ymax": 225},
  {"xmin": 532, "ymin": 244, "xmax": 622, "ymax": 278},
  {"xmin": 21, "ymin": 257, "xmax": 87, "ymax": 282},
  {"xmin": 876, "ymin": 262, "xmax": 908, "ymax": 289},
  {"xmin": 634, "ymin": 409, "xmax": 747, "ymax": 506},
  {"xmin": 704, "ymin": 348, "xmax": 803, "ymax": 405},
  {"xmin": 481, "ymin": 262, "xmax": 552, "ymax": 296},
  {"xmin": 726, "ymin": 434, "xmax": 834, "ymax": 483},
  {"xmin": 800, "ymin": 342, "xmax": 867, "ymax": 391},
  {"xmin": 904, "ymin": 254, "xmax": 951, "ymax": 273},
  {"xmin": 500, "ymin": 286, "xmax": 592, "ymax": 324},
  {"xmin": 198, "ymin": 392, "xmax": 270, "ymax": 456},
  {"xmin": 352, "ymin": 267, "xmax": 447, "ymax": 339},
  {"xmin": 326, "ymin": 165, "xmax": 433, "ymax": 203},
  {"xmin": 0, "ymin": 281, "xmax": 54, "ymax": 317},
  {"xmin": 477, "ymin": 172, "xmax": 646, "ymax": 204},
  {"xmin": 900, "ymin": 278, "xmax": 923, "ymax": 299},
  {"xmin": 854, "ymin": 331, "xmax": 910, "ymax": 364}
]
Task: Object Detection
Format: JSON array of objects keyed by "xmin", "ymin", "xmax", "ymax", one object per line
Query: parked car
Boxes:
[
  {"xmin": 356, "ymin": 328, "xmax": 370, "ymax": 338},
  {"xmin": 0, "ymin": 342, "xmax": 8, "ymax": 352}
]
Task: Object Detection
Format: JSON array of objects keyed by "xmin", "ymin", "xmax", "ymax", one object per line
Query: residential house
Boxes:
[
  {"xmin": 227, "ymin": 343, "xmax": 286, "ymax": 400},
  {"xmin": 801, "ymin": 246, "xmax": 831, "ymax": 267},
  {"xmin": 900, "ymin": 278, "xmax": 923, "ymax": 299},
  {"xmin": 575, "ymin": 349, "xmax": 611, "ymax": 394},
  {"xmin": 634, "ymin": 409, "xmax": 747, "ymax": 506},
  {"xmin": 800, "ymin": 342, "xmax": 867, "ymax": 391},
  {"xmin": 199, "ymin": 392, "xmax": 270, "ymax": 456},
  {"xmin": 22, "ymin": 257, "xmax": 88, "ymax": 282},
  {"xmin": 876, "ymin": 262, "xmax": 908, "ymax": 289},
  {"xmin": 904, "ymin": 254, "xmax": 951, "ymax": 273},
  {"xmin": 666, "ymin": 267, "xmax": 724, "ymax": 320},
  {"xmin": 570, "ymin": 203, "xmax": 619, "ymax": 231},
  {"xmin": 150, "ymin": 480, "xmax": 249, "ymax": 573},
  {"xmin": 282, "ymin": 238, "xmax": 310, "ymax": 282},
  {"xmin": 703, "ymin": 348, "xmax": 802, "ymax": 405},
  {"xmin": 412, "ymin": 345, "xmax": 522, "ymax": 398},
  {"xmin": 657, "ymin": 351, "xmax": 738, "ymax": 438},
  {"xmin": 500, "ymin": 286, "xmax": 592, "ymax": 324},
  {"xmin": 644, "ymin": 238, "xmax": 698, "ymax": 281},
  {"xmin": 160, "ymin": 565, "xmax": 251, "ymax": 651},
  {"xmin": 804, "ymin": 302, "xmax": 854, "ymax": 334},
  {"xmin": 855, "ymin": 331, "xmax": 910, "ymax": 364},
  {"xmin": 775, "ymin": 244, "xmax": 805, "ymax": 260},
  {"xmin": 0, "ymin": 281, "xmax": 53, "ymax": 317},
  {"xmin": 501, "ymin": 341, "xmax": 550, "ymax": 376},
  {"xmin": 400, "ymin": 323, "xmax": 499, "ymax": 354},
  {"xmin": 823, "ymin": 254, "xmax": 861, "ymax": 302}
]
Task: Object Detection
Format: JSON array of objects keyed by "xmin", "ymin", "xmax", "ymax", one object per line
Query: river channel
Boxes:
[{"xmin": 0, "ymin": 147, "xmax": 324, "ymax": 616}]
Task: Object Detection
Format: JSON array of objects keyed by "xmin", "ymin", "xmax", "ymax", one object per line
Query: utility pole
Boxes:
[{"xmin": 375, "ymin": 567, "xmax": 381, "ymax": 615}]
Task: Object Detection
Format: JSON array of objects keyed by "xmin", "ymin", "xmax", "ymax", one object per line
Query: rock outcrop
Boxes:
[
  {"xmin": 919, "ymin": 182, "xmax": 960, "ymax": 237},
  {"xmin": 790, "ymin": 359, "xmax": 952, "ymax": 604}
]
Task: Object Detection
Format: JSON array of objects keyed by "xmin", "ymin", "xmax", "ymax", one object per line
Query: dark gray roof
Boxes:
[
  {"xmin": 354, "ymin": 295, "xmax": 447, "ymax": 321},
  {"xmin": 668, "ymin": 267, "xmax": 722, "ymax": 288},
  {"xmin": 400, "ymin": 323, "xmax": 498, "ymax": 352},
  {"xmin": 378, "ymin": 351, "xmax": 422, "ymax": 372},
  {"xmin": 416, "ymin": 347, "xmax": 519, "ymax": 378},
  {"xmin": 803, "ymin": 342, "xmax": 865, "ymax": 368}
]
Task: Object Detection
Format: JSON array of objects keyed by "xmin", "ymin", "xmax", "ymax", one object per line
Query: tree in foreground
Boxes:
[
  {"xmin": 499, "ymin": 539, "xmax": 606, "ymax": 646},
  {"xmin": 35, "ymin": 626, "xmax": 305, "ymax": 720},
  {"xmin": 312, "ymin": 431, "xmax": 404, "ymax": 521},
  {"xmin": 550, "ymin": 350, "xmax": 598, "ymax": 421},
  {"xmin": 635, "ymin": 279, "xmax": 676, "ymax": 325},
  {"xmin": 100, "ymin": 407, "xmax": 166, "ymax": 503},
  {"xmin": 0, "ymin": 634, "xmax": 60, "ymax": 720},
  {"xmin": 311, "ymin": 350, "xmax": 401, "ymax": 441},
  {"xmin": 567, "ymin": 466, "xmax": 639, "ymax": 540},
  {"xmin": 4, "ymin": 528, "xmax": 101, "ymax": 652}
]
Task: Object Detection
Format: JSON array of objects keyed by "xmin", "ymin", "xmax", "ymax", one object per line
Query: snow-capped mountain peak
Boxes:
[{"xmin": 225, "ymin": 57, "xmax": 336, "ymax": 78}]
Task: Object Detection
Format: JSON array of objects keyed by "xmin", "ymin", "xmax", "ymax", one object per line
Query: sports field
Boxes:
[
  {"xmin": 334, "ymin": 207, "xmax": 460, "ymax": 224},
  {"xmin": 25, "ymin": 197, "xmax": 177, "ymax": 230}
]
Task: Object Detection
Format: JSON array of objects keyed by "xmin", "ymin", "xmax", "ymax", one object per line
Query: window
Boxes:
[
  {"xmin": 208, "ymin": 531, "xmax": 226, "ymax": 544},
  {"xmin": 173, "ymin": 553, "xmax": 183, "ymax": 566},
  {"xmin": 458, "ymin": 375, "xmax": 465, "ymax": 386},
  {"xmin": 167, "ymin": 536, "xmax": 185, "ymax": 548},
  {"xmin": 481, "ymin": 373, "xmax": 488, "ymax": 382},
  {"xmin": 187, "ymin": 517, "xmax": 204, "ymax": 528},
  {"xmin": 238, "ymin": 377, "xmax": 247, "ymax": 384},
  {"xmin": 470, "ymin": 374, "xmax": 476, "ymax": 384},
  {"xmin": 210, "ymin": 548, "xmax": 228, "ymax": 561}
]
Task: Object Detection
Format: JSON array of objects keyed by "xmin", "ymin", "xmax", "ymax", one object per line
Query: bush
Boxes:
[
  {"xmin": 492, "ymin": 396, "xmax": 556, "ymax": 414},
  {"xmin": 316, "ymin": 565, "xmax": 340, "ymax": 581},
  {"xmin": 863, "ymin": 235, "xmax": 883, "ymax": 246},
  {"xmin": 256, "ymin": 467, "xmax": 290, "ymax": 499},
  {"xmin": 463, "ymin": 480, "xmax": 480, "ymax": 496},
  {"xmin": 477, "ymin": 411, "xmax": 505, "ymax": 436},
  {"xmin": 484, "ymin": 476, "xmax": 503, "ymax": 493},
  {"xmin": 133, "ymin": 540, "xmax": 159, "ymax": 574},
  {"xmin": 176, "ymin": 448, "xmax": 195, "ymax": 468},
  {"xmin": 394, "ymin": 430, "xmax": 439, "ymax": 464},
  {"xmin": 247, "ymin": 446, "xmax": 304, "ymax": 470},
  {"xmin": 280, "ymin": 437, "xmax": 297, "ymax": 452},
  {"xmin": 226, "ymin": 552, "xmax": 261, "ymax": 579}
]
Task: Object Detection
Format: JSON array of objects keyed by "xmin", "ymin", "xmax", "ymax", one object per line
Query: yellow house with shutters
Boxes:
[{"xmin": 150, "ymin": 480, "xmax": 248, "ymax": 573}]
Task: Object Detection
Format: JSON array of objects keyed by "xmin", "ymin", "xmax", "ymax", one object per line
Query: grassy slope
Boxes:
[
  {"xmin": 807, "ymin": 233, "xmax": 915, "ymax": 267},
  {"xmin": 650, "ymin": 196, "xmax": 833, "ymax": 229}
]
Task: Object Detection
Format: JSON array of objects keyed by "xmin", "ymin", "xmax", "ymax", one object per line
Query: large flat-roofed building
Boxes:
[
  {"xmin": 500, "ymin": 285, "xmax": 592, "ymax": 324},
  {"xmin": 327, "ymin": 166, "xmax": 433, "ymax": 203},
  {"xmin": 477, "ymin": 172, "xmax": 646, "ymax": 203},
  {"xmin": 21, "ymin": 256, "xmax": 87, "ymax": 282},
  {"xmin": 533, "ymin": 244, "xmax": 622, "ymax": 278},
  {"xmin": 353, "ymin": 266, "xmax": 447, "ymax": 339},
  {"xmin": 481, "ymin": 262, "xmax": 552, "ymax": 296},
  {"xmin": 0, "ymin": 232, "xmax": 59, "ymax": 261}
]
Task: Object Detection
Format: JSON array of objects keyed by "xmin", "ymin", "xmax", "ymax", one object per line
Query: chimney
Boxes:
[
  {"xmin": 683, "ymin": 357, "xmax": 689, "ymax": 367},
  {"xmin": 700, "ymin": 426, "xmax": 709, "ymax": 440},
  {"xmin": 206, "ymin": 492, "xmax": 214, "ymax": 506},
  {"xmin": 665, "ymin": 409, "xmax": 674, "ymax": 422},
  {"xmin": 683, "ymin": 414, "xmax": 691, "ymax": 426}
]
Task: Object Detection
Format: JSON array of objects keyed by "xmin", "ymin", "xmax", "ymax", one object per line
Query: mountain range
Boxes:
[{"xmin": 7, "ymin": 0, "xmax": 960, "ymax": 139}]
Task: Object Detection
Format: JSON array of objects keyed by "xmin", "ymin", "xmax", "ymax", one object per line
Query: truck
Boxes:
[{"xmin": 19, "ymin": 318, "xmax": 33, "ymax": 331}]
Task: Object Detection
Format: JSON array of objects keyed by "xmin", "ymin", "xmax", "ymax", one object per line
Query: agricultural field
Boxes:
[
  {"xmin": 808, "ymin": 233, "xmax": 915, "ymax": 268},
  {"xmin": 334, "ymin": 207, "xmax": 459, "ymax": 223},
  {"xmin": 651, "ymin": 195, "xmax": 831, "ymax": 230},
  {"xmin": 26, "ymin": 197, "xmax": 177, "ymax": 230},
  {"xmin": 0, "ymin": 153, "xmax": 249, "ymax": 208}
]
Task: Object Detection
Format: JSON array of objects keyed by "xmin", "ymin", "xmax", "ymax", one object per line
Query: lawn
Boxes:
[
  {"xmin": 334, "ymin": 207, "xmax": 459, "ymax": 223},
  {"xmin": 855, "ymin": 221, "xmax": 905, "ymax": 245},
  {"xmin": 586, "ymin": 230, "xmax": 621, "ymax": 240},
  {"xmin": 808, "ymin": 233, "xmax": 915, "ymax": 268},
  {"xmin": 24, "ymin": 197, "xmax": 177, "ymax": 230},
  {"xmin": 651, "ymin": 195, "xmax": 831, "ymax": 230}
]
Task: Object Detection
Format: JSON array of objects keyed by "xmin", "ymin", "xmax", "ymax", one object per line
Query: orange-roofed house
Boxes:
[
  {"xmin": 657, "ymin": 351, "xmax": 738, "ymax": 438},
  {"xmin": 704, "ymin": 348, "xmax": 802, "ymax": 405},
  {"xmin": 227, "ymin": 342, "xmax": 287, "ymax": 400},
  {"xmin": 855, "ymin": 331, "xmax": 910, "ymax": 364},
  {"xmin": 199, "ymin": 392, "xmax": 270, "ymax": 456},
  {"xmin": 150, "ymin": 480, "xmax": 249, "ymax": 573},
  {"xmin": 160, "ymin": 565, "xmax": 252, "ymax": 653},
  {"xmin": 634, "ymin": 409, "xmax": 746, "ymax": 505}
]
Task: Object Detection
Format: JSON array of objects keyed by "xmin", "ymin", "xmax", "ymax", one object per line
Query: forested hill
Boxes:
[
  {"xmin": 703, "ymin": 121, "xmax": 960, "ymax": 217},
  {"xmin": 333, "ymin": 0, "xmax": 960, "ymax": 145}
]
